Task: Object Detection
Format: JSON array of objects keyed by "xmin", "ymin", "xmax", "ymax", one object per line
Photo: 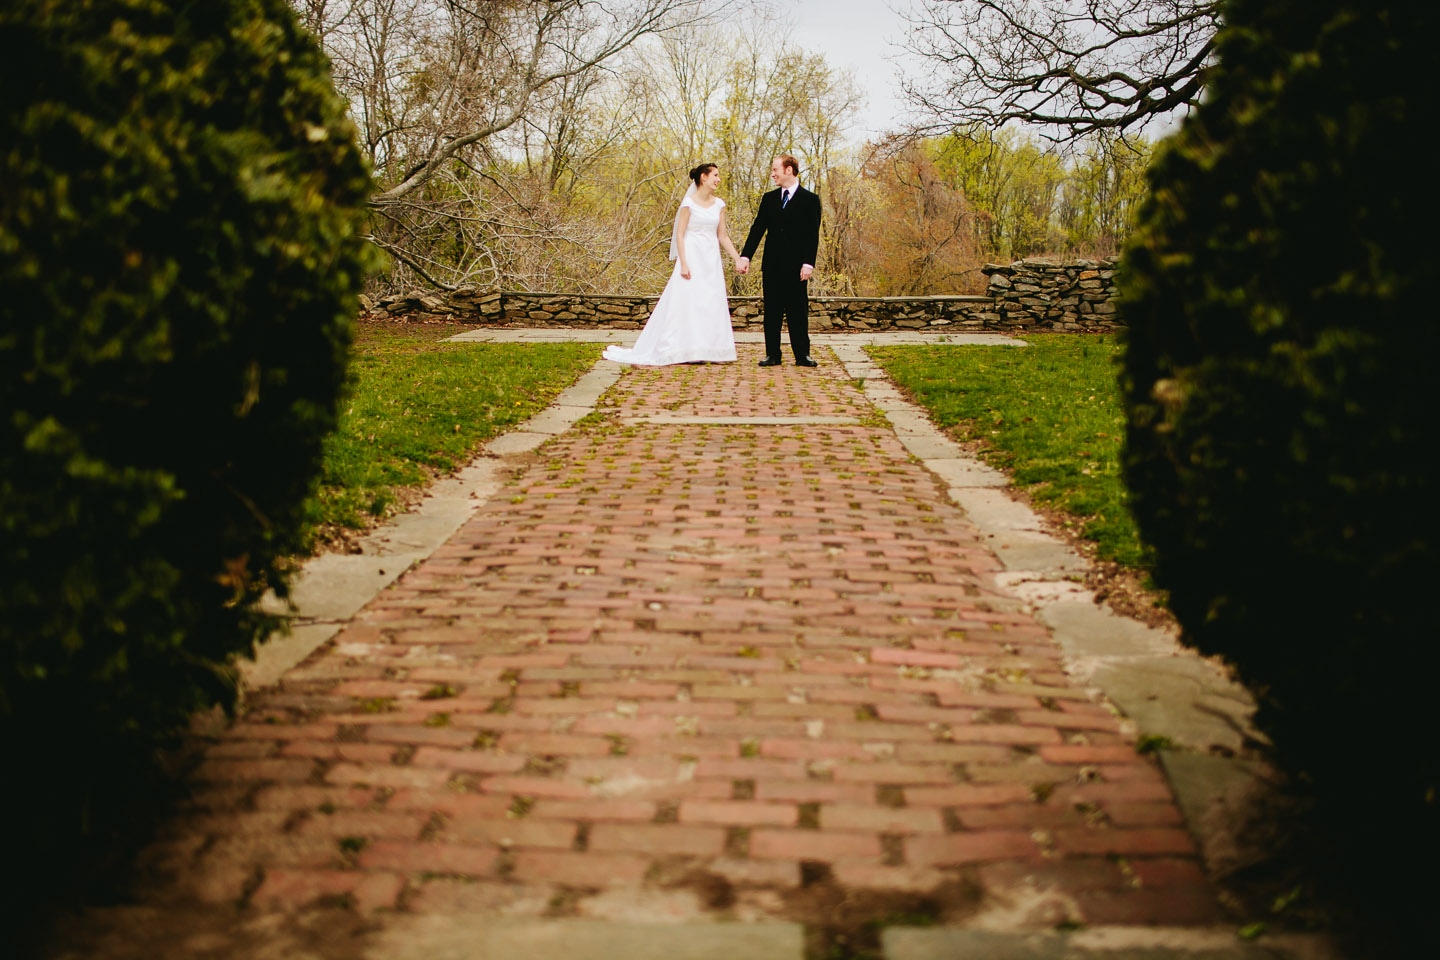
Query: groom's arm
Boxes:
[
  {"xmin": 740, "ymin": 194, "xmax": 769, "ymax": 261},
  {"xmin": 799, "ymin": 193, "xmax": 821, "ymax": 272}
]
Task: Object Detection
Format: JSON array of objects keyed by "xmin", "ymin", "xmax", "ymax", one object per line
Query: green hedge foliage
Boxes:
[
  {"xmin": 0, "ymin": 0, "xmax": 374, "ymax": 903},
  {"xmin": 1119, "ymin": 0, "xmax": 1435, "ymax": 948}
]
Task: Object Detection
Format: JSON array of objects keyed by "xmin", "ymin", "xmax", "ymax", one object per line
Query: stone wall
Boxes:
[
  {"xmin": 981, "ymin": 257, "xmax": 1120, "ymax": 329},
  {"xmin": 362, "ymin": 257, "xmax": 1121, "ymax": 333}
]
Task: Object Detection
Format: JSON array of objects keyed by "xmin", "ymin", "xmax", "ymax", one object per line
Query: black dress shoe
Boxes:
[
  {"xmin": 795, "ymin": 357, "xmax": 818, "ymax": 367},
  {"xmin": 758, "ymin": 356, "xmax": 782, "ymax": 367}
]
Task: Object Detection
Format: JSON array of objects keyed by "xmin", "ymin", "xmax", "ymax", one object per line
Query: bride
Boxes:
[{"xmin": 603, "ymin": 163, "xmax": 743, "ymax": 365}]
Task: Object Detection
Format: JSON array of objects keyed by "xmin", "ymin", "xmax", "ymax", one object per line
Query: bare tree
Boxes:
[
  {"xmin": 1054, "ymin": 128, "xmax": 1152, "ymax": 254},
  {"xmin": 297, "ymin": 0, "xmax": 430, "ymax": 178},
  {"xmin": 698, "ymin": 15, "xmax": 861, "ymax": 294},
  {"xmin": 899, "ymin": 0, "xmax": 1220, "ymax": 139},
  {"xmin": 294, "ymin": 0, "xmax": 728, "ymax": 289},
  {"xmin": 370, "ymin": 1, "xmax": 719, "ymax": 202},
  {"xmin": 650, "ymin": 24, "xmax": 731, "ymax": 159}
]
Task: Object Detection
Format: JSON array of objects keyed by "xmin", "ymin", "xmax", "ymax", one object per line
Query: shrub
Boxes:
[
  {"xmin": 0, "ymin": 0, "xmax": 374, "ymax": 913},
  {"xmin": 1119, "ymin": 0, "xmax": 1435, "ymax": 949}
]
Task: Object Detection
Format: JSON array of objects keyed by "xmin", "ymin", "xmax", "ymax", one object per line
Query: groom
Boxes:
[{"xmin": 738, "ymin": 155, "xmax": 821, "ymax": 367}]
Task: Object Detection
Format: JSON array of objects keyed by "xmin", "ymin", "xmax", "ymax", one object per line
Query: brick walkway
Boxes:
[{"xmin": 61, "ymin": 342, "xmax": 1227, "ymax": 958}]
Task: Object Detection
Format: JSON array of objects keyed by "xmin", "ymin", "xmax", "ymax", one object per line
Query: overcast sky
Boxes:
[{"xmin": 781, "ymin": 0, "xmax": 918, "ymax": 143}]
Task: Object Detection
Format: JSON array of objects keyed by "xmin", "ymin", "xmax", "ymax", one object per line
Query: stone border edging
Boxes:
[
  {"xmin": 831, "ymin": 341, "xmax": 1290, "ymax": 918},
  {"xmin": 241, "ymin": 362, "xmax": 624, "ymax": 689},
  {"xmin": 364, "ymin": 915, "xmax": 1327, "ymax": 960}
]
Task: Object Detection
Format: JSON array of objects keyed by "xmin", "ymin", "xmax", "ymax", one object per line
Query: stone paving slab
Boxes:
[
  {"xmin": 894, "ymin": 432, "xmax": 968, "ymax": 460},
  {"xmin": 485, "ymin": 430, "xmax": 554, "ymax": 454},
  {"xmin": 623, "ymin": 415, "xmax": 862, "ymax": 426},
  {"xmin": 925, "ymin": 458, "xmax": 1010, "ymax": 489},
  {"xmin": 53, "ymin": 336, "xmax": 1332, "ymax": 959},
  {"xmin": 368, "ymin": 918, "xmax": 805, "ymax": 960},
  {"xmin": 883, "ymin": 927, "xmax": 1291, "ymax": 960}
]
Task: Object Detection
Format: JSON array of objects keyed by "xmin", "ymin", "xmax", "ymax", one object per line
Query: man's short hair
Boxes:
[{"xmin": 777, "ymin": 154, "xmax": 799, "ymax": 177}]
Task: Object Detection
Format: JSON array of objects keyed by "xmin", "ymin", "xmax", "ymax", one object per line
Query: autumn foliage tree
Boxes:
[{"xmin": 836, "ymin": 142, "xmax": 978, "ymax": 296}]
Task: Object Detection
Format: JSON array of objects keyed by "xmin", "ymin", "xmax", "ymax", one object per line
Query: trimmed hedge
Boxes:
[
  {"xmin": 0, "ymin": 0, "xmax": 373, "ymax": 910},
  {"xmin": 1119, "ymin": 0, "xmax": 1435, "ymax": 949}
]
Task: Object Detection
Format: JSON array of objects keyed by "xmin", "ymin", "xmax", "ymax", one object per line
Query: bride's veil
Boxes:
[{"xmin": 668, "ymin": 182, "xmax": 699, "ymax": 261}]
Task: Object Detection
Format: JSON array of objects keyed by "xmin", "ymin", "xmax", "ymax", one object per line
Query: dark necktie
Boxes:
[{"xmin": 781, "ymin": 188, "xmax": 791, "ymax": 208}]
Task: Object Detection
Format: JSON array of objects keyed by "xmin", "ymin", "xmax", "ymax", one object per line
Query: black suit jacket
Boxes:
[{"xmin": 740, "ymin": 185, "xmax": 821, "ymax": 275}]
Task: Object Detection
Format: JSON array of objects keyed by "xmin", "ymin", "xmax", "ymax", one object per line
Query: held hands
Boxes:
[
  {"xmin": 680, "ymin": 262, "xmax": 691, "ymax": 280},
  {"xmin": 728, "ymin": 258, "xmax": 806, "ymax": 279}
]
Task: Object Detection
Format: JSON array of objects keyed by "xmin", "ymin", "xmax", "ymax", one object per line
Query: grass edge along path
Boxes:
[
  {"xmin": 304, "ymin": 323, "xmax": 600, "ymax": 548},
  {"xmin": 867, "ymin": 335, "xmax": 1146, "ymax": 568}
]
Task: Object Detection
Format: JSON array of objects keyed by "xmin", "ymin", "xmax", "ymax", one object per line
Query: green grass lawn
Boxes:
[
  {"xmin": 305, "ymin": 323, "xmax": 599, "ymax": 543},
  {"xmin": 869, "ymin": 335, "xmax": 1145, "ymax": 567}
]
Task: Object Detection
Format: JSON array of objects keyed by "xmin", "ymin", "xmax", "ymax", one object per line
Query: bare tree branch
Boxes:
[
  {"xmin": 899, "ymin": 0, "xmax": 1220, "ymax": 139},
  {"xmin": 365, "ymin": 234, "xmax": 460, "ymax": 290},
  {"xmin": 370, "ymin": 0, "xmax": 720, "ymax": 203}
]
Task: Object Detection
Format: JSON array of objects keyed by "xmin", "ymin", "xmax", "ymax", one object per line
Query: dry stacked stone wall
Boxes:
[
  {"xmin": 363, "ymin": 257, "xmax": 1120, "ymax": 333},
  {"xmin": 981, "ymin": 258, "xmax": 1120, "ymax": 329}
]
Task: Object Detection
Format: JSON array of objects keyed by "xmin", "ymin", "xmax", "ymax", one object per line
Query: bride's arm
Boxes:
[
  {"xmin": 676, "ymin": 206, "xmax": 692, "ymax": 278},
  {"xmin": 718, "ymin": 209, "xmax": 742, "ymax": 265}
]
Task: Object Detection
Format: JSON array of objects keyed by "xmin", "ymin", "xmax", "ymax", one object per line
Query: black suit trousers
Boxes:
[{"xmin": 762, "ymin": 269, "xmax": 810, "ymax": 361}]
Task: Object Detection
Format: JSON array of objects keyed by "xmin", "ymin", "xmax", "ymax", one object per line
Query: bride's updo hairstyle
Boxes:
[{"xmin": 689, "ymin": 163, "xmax": 718, "ymax": 186}]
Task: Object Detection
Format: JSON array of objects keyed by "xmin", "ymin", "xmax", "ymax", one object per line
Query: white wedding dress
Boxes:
[{"xmin": 603, "ymin": 197, "xmax": 737, "ymax": 365}]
